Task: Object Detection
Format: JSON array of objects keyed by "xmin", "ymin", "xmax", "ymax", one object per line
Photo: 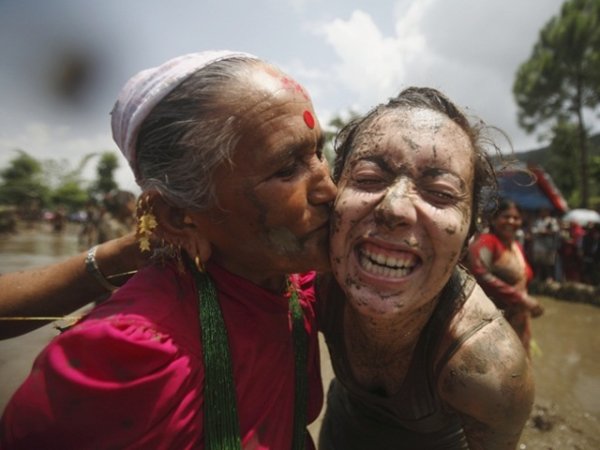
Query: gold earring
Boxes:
[
  {"xmin": 194, "ymin": 255, "xmax": 204, "ymax": 273},
  {"xmin": 136, "ymin": 195, "xmax": 157, "ymax": 252}
]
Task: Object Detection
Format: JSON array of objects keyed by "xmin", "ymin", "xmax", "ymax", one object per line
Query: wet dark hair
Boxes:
[
  {"xmin": 491, "ymin": 198, "xmax": 520, "ymax": 218},
  {"xmin": 332, "ymin": 86, "xmax": 498, "ymax": 241}
]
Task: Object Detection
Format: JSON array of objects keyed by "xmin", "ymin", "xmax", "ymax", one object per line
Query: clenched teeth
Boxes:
[{"xmin": 359, "ymin": 246, "xmax": 418, "ymax": 278}]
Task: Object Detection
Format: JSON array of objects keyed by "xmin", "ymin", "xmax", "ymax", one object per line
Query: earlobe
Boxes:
[{"xmin": 148, "ymin": 193, "xmax": 213, "ymax": 264}]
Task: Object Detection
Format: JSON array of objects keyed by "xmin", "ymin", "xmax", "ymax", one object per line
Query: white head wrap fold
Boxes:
[{"xmin": 111, "ymin": 50, "xmax": 257, "ymax": 179}]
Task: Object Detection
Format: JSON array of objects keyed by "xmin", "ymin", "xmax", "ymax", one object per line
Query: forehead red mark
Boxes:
[
  {"xmin": 280, "ymin": 76, "xmax": 309, "ymax": 100},
  {"xmin": 262, "ymin": 67, "xmax": 310, "ymax": 100},
  {"xmin": 303, "ymin": 110, "xmax": 315, "ymax": 129}
]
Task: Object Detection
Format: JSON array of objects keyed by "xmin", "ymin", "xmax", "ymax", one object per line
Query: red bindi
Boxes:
[{"xmin": 303, "ymin": 110, "xmax": 315, "ymax": 129}]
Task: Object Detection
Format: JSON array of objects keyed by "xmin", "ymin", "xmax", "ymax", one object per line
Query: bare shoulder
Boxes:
[{"xmin": 437, "ymin": 283, "xmax": 534, "ymax": 448}]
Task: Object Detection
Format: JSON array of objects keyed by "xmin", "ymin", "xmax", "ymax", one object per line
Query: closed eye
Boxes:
[
  {"xmin": 273, "ymin": 162, "xmax": 300, "ymax": 180},
  {"xmin": 352, "ymin": 173, "xmax": 388, "ymax": 192},
  {"xmin": 421, "ymin": 185, "xmax": 462, "ymax": 206}
]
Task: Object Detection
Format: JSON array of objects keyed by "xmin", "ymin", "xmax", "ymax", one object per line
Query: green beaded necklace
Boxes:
[{"xmin": 189, "ymin": 262, "xmax": 308, "ymax": 450}]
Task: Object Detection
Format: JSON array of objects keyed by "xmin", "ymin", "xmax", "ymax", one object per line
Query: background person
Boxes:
[
  {"xmin": 558, "ymin": 219, "xmax": 585, "ymax": 282},
  {"xmin": 1, "ymin": 50, "xmax": 336, "ymax": 449},
  {"xmin": 529, "ymin": 208, "xmax": 560, "ymax": 282},
  {"xmin": 467, "ymin": 198, "xmax": 544, "ymax": 356},
  {"xmin": 318, "ymin": 88, "xmax": 535, "ymax": 449},
  {"xmin": 96, "ymin": 189, "xmax": 136, "ymax": 243},
  {"xmin": 582, "ymin": 222, "xmax": 600, "ymax": 285}
]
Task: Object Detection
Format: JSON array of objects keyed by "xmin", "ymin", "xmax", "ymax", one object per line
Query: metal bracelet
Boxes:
[{"xmin": 85, "ymin": 245, "xmax": 119, "ymax": 292}]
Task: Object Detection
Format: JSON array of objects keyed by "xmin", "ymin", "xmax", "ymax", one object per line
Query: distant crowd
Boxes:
[
  {"xmin": 76, "ymin": 190, "xmax": 136, "ymax": 249},
  {"xmin": 519, "ymin": 208, "xmax": 600, "ymax": 286}
]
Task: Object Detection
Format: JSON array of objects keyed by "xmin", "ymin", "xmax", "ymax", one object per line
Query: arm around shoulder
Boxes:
[
  {"xmin": 0, "ymin": 232, "xmax": 142, "ymax": 339},
  {"xmin": 438, "ymin": 316, "xmax": 534, "ymax": 450}
]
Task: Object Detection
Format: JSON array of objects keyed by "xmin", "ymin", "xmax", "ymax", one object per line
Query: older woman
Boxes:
[
  {"xmin": 1, "ymin": 51, "xmax": 336, "ymax": 449},
  {"xmin": 317, "ymin": 88, "xmax": 534, "ymax": 449}
]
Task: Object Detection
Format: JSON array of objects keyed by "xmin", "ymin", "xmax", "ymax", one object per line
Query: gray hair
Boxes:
[{"xmin": 135, "ymin": 56, "xmax": 263, "ymax": 211}]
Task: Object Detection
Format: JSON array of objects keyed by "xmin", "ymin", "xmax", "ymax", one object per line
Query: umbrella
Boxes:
[{"xmin": 562, "ymin": 209, "xmax": 600, "ymax": 226}]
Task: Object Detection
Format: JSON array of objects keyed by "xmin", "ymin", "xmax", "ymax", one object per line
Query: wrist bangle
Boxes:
[{"xmin": 85, "ymin": 245, "xmax": 119, "ymax": 292}]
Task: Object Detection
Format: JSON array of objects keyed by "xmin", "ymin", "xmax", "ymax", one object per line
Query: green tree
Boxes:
[
  {"xmin": 51, "ymin": 180, "xmax": 89, "ymax": 211},
  {"xmin": 513, "ymin": 0, "xmax": 600, "ymax": 208},
  {"xmin": 93, "ymin": 152, "xmax": 119, "ymax": 195},
  {"xmin": 43, "ymin": 153, "xmax": 97, "ymax": 210},
  {"xmin": 0, "ymin": 150, "xmax": 50, "ymax": 211},
  {"xmin": 545, "ymin": 120, "xmax": 580, "ymax": 203}
]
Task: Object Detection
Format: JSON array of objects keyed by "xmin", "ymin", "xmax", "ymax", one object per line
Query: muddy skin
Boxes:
[
  {"xmin": 401, "ymin": 237, "xmax": 419, "ymax": 248},
  {"xmin": 459, "ymin": 347, "xmax": 490, "ymax": 376},
  {"xmin": 445, "ymin": 224, "xmax": 457, "ymax": 235},
  {"xmin": 401, "ymin": 136, "xmax": 420, "ymax": 152},
  {"xmin": 246, "ymin": 180, "xmax": 307, "ymax": 257},
  {"xmin": 441, "ymin": 250, "xmax": 459, "ymax": 275},
  {"xmin": 266, "ymin": 227, "xmax": 303, "ymax": 254},
  {"xmin": 244, "ymin": 191, "xmax": 302, "ymax": 256},
  {"xmin": 344, "ymin": 300, "xmax": 439, "ymax": 394}
]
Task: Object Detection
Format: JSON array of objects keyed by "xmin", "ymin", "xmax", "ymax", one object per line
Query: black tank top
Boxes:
[{"xmin": 318, "ymin": 268, "xmax": 499, "ymax": 450}]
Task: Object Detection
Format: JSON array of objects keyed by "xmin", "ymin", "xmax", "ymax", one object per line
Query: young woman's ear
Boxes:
[{"xmin": 146, "ymin": 192, "xmax": 212, "ymax": 264}]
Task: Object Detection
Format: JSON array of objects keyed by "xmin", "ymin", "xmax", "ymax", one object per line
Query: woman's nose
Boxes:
[
  {"xmin": 308, "ymin": 158, "xmax": 337, "ymax": 205},
  {"xmin": 374, "ymin": 179, "xmax": 417, "ymax": 229}
]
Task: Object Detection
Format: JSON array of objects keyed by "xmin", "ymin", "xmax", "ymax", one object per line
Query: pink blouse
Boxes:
[{"xmin": 1, "ymin": 263, "xmax": 323, "ymax": 449}]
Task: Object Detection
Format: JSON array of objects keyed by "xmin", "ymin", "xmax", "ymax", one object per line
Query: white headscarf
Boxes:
[{"xmin": 111, "ymin": 50, "xmax": 256, "ymax": 179}]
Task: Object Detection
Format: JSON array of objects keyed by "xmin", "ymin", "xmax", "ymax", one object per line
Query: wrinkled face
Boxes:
[
  {"xmin": 330, "ymin": 108, "xmax": 474, "ymax": 317},
  {"xmin": 492, "ymin": 206, "xmax": 522, "ymax": 242},
  {"xmin": 195, "ymin": 65, "xmax": 336, "ymax": 287}
]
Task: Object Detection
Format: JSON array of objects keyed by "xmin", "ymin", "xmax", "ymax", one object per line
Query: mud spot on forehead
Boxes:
[{"xmin": 402, "ymin": 136, "xmax": 420, "ymax": 152}]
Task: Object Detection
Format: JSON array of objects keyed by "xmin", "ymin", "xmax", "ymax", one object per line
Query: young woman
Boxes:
[{"xmin": 318, "ymin": 88, "xmax": 535, "ymax": 449}]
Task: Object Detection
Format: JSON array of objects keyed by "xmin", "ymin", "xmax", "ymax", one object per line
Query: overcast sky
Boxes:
[{"xmin": 0, "ymin": 0, "xmax": 577, "ymax": 193}]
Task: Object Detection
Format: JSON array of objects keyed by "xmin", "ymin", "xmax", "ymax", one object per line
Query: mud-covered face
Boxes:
[{"xmin": 330, "ymin": 108, "xmax": 474, "ymax": 318}]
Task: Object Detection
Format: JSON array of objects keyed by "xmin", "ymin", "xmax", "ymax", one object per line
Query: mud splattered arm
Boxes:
[{"xmin": 439, "ymin": 317, "xmax": 534, "ymax": 450}]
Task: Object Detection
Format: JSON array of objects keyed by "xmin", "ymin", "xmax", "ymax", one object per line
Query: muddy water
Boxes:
[
  {"xmin": 1, "ymin": 224, "xmax": 599, "ymax": 448},
  {"xmin": 519, "ymin": 296, "xmax": 600, "ymax": 448}
]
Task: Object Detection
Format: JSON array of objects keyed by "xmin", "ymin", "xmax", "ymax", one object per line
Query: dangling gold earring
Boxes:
[
  {"xmin": 136, "ymin": 195, "xmax": 157, "ymax": 252},
  {"xmin": 194, "ymin": 255, "xmax": 204, "ymax": 273}
]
